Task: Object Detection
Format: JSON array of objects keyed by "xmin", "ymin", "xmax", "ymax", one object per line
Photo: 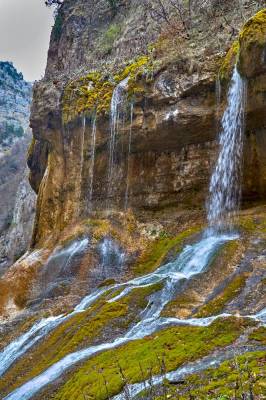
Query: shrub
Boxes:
[
  {"xmin": 53, "ymin": 13, "xmax": 63, "ymax": 40},
  {"xmin": 99, "ymin": 23, "xmax": 121, "ymax": 55}
]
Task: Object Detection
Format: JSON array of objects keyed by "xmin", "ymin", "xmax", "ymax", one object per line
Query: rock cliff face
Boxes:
[
  {"xmin": 0, "ymin": 3, "xmax": 265, "ymax": 400},
  {"xmin": 0, "ymin": 62, "xmax": 35, "ymax": 271},
  {"xmin": 28, "ymin": 0, "xmax": 266, "ymax": 246},
  {"xmin": 1, "ymin": 0, "xmax": 265, "ymax": 315}
]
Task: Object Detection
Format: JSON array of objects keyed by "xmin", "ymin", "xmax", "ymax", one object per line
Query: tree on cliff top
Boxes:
[
  {"xmin": 45, "ymin": 0, "xmax": 63, "ymax": 6},
  {"xmin": 45, "ymin": 0, "xmax": 119, "ymax": 13}
]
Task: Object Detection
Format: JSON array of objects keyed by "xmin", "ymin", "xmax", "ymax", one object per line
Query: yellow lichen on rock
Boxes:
[
  {"xmin": 62, "ymin": 55, "xmax": 153, "ymax": 123},
  {"xmin": 219, "ymin": 40, "xmax": 240, "ymax": 81},
  {"xmin": 219, "ymin": 9, "xmax": 266, "ymax": 81},
  {"xmin": 239, "ymin": 9, "xmax": 266, "ymax": 49},
  {"xmin": 238, "ymin": 8, "xmax": 266, "ymax": 78}
]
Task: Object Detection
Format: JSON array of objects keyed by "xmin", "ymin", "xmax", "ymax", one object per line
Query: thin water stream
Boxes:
[
  {"xmin": 2, "ymin": 233, "xmax": 242, "ymax": 400},
  {"xmin": 4, "ymin": 234, "xmax": 265, "ymax": 400},
  {"xmin": 112, "ymin": 342, "xmax": 266, "ymax": 400},
  {"xmin": 108, "ymin": 77, "xmax": 129, "ymax": 203}
]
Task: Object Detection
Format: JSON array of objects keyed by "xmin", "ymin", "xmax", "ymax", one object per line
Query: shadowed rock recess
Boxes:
[{"xmin": 0, "ymin": 2, "xmax": 265, "ymax": 400}]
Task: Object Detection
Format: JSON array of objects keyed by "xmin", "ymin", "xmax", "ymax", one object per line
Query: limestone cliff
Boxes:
[{"xmin": 28, "ymin": 0, "xmax": 266, "ymax": 246}]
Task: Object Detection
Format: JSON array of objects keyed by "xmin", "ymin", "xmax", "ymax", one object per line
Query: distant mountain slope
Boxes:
[
  {"xmin": 0, "ymin": 62, "xmax": 35, "ymax": 271},
  {"xmin": 0, "ymin": 62, "xmax": 32, "ymax": 150}
]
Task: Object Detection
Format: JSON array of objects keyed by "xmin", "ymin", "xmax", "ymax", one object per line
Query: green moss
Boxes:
[
  {"xmin": 133, "ymin": 226, "xmax": 200, "ymax": 276},
  {"xmin": 195, "ymin": 273, "xmax": 248, "ymax": 318},
  {"xmin": 161, "ymin": 239, "xmax": 240, "ymax": 318},
  {"xmin": 62, "ymin": 72, "xmax": 114, "ymax": 123},
  {"xmin": 99, "ymin": 23, "xmax": 122, "ymax": 55},
  {"xmin": 219, "ymin": 40, "xmax": 239, "ymax": 81},
  {"xmin": 219, "ymin": 9, "xmax": 266, "ymax": 81},
  {"xmin": 238, "ymin": 215, "xmax": 257, "ymax": 232},
  {"xmin": 249, "ymin": 326, "xmax": 266, "ymax": 345},
  {"xmin": 62, "ymin": 55, "xmax": 154, "ymax": 123},
  {"xmin": 153, "ymin": 351, "xmax": 266, "ymax": 399},
  {"xmin": 237, "ymin": 211, "xmax": 266, "ymax": 233},
  {"xmin": 0, "ymin": 284, "xmax": 160, "ymax": 395},
  {"xmin": 54, "ymin": 317, "xmax": 251, "ymax": 400},
  {"xmin": 27, "ymin": 137, "xmax": 36, "ymax": 161},
  {"xmin": 239, "ymin": 9, "xmax": 266, "ymax": 49},
  {"xmin": 98, "ymin": 278, "xmax": 117, "ymax": 288}
]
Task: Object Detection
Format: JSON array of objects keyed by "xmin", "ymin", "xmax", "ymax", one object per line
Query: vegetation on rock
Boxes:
[
  {"xmin": 62, "ymin": 55, "xmax": 154, "ymax": 123},
  {"xmin": 53, "ymin": 317, "xmax": 252, "ymax": 400}
]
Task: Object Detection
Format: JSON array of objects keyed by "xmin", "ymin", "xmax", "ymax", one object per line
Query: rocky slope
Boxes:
[
  {"xmin": 0, "ymin": 62, "xmax": 31, "ymax": 149},
  {"xmin": 0, "ymin": 2, "xmax": 265, "ymax": 400},
  {"xmin": 0, "ymin": 62, "xmax": 36, "ymax": 271}
]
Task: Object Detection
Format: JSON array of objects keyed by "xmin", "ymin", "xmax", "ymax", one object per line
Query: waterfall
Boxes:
[
  {"xmin": 88, "ymin": 115, "xmax": 97, "ymax": 208},
  {"xmin": 207, "ymin": 66, "xmax": 246, "ymax": 233},
  {"xmin": 107, "ymin": 77, "xmax": 129, "ymax": 205},
  {"xmin": 1, "ymin": 67, "xmax": 253, "ymax": 400},
  {"xmin": 124, "ymin": 103, "xmax": 134, "ymax": 210},
  {"xmin": 99, "ymin": 238, "xmax": 125, "ymax": 278}
]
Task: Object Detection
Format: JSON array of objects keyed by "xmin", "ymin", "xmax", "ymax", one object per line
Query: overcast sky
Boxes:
[{"xmin": 0, "ymin": 0, "xmax": 54, "ymax": 82}]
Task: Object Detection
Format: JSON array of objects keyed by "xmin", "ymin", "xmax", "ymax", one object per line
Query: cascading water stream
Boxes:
[
  {"xmin": 0, "ymin": 238, "xmax": 99, "ymax": 376},
  {"xmin": 2, "ymin": 66, "xmax": 255, "ymax": 400},
  {"xmin": 3, "ymin": 236, "xmax": 265, "ymax": 400},
  {"xmin": 207, "ymin": 66, "xmax": 246, "ymax": 234},
  {"xmin": 107, "ymin": 77, "xmax": 129, "ymax": 204},
  {"xmin": 2, "ymin": 234, "xmax": 241, "ymax": 400},
  {"xmin": 112, "ymin": 338, "xmax": 266, "ymax": 400}
]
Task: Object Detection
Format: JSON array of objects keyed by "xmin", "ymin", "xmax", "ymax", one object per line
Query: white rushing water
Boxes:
[
  {"xmin": 3, "ymin": 233, "xmax": 264, "ymax": 400},
  {"xmin": 3, "ymin": 66, "xmax": 255, "ymax": 400},
  {"xmin": 99, "ymin": 237, "xmax": 126, "ymax": 278},
  {"xmin": 107, "ymin": 77, "xmax": 129, "ymax": 203},
  {"xmin": 111, "ymin": 341, "xmax": 266, "ymax": 400},
  {"xmin": 3, "ymin": 233, "xmax": 239, "ymax": 400},
  {"xmin": 0, "ymin": 284, "xmax": 107, "ymax": 378},
  {"xmin": 0, "ymin": 238, "xmax": 96, "ymax": 376},
  {"xmin": 40, "ymin": 238, "xmax": 89, "ymax": 286},
  {"xmin": 207, "ymin": 66, "xmax": 246, "ymax": 233}
]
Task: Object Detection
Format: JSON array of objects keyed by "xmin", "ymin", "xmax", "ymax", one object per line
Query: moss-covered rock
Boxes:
[
  {"xmin": 0, "ymin": 283, "xmax": 161, "ymax": 396},
  {"xmin": 219, "ymin": 40, "xmax": 239, "ymax": 81},
  {"xmin": 220, "ymin": 9, "xmax": 266, "ymax": 80},
  {"xmin": 132, "ymin": 226, "xmax": 200, "ymax": 276},
  {"xmin": 239, "ymin": 9, "xmax": 266, "ymax": 78},
  {"xmin": 62, "ymin": 55, "xmax": 154, "ymax": 123},
  {"xmin": 53, "ymin": 317, "xmax": 252, "ymax": 400},
  {"xmin": 156, "ymin": 350, "xmax": 266, "ymax": 399},
  {"xmin": 194, "ymin": 273, "xmax": 248, "ymax": 318}
]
